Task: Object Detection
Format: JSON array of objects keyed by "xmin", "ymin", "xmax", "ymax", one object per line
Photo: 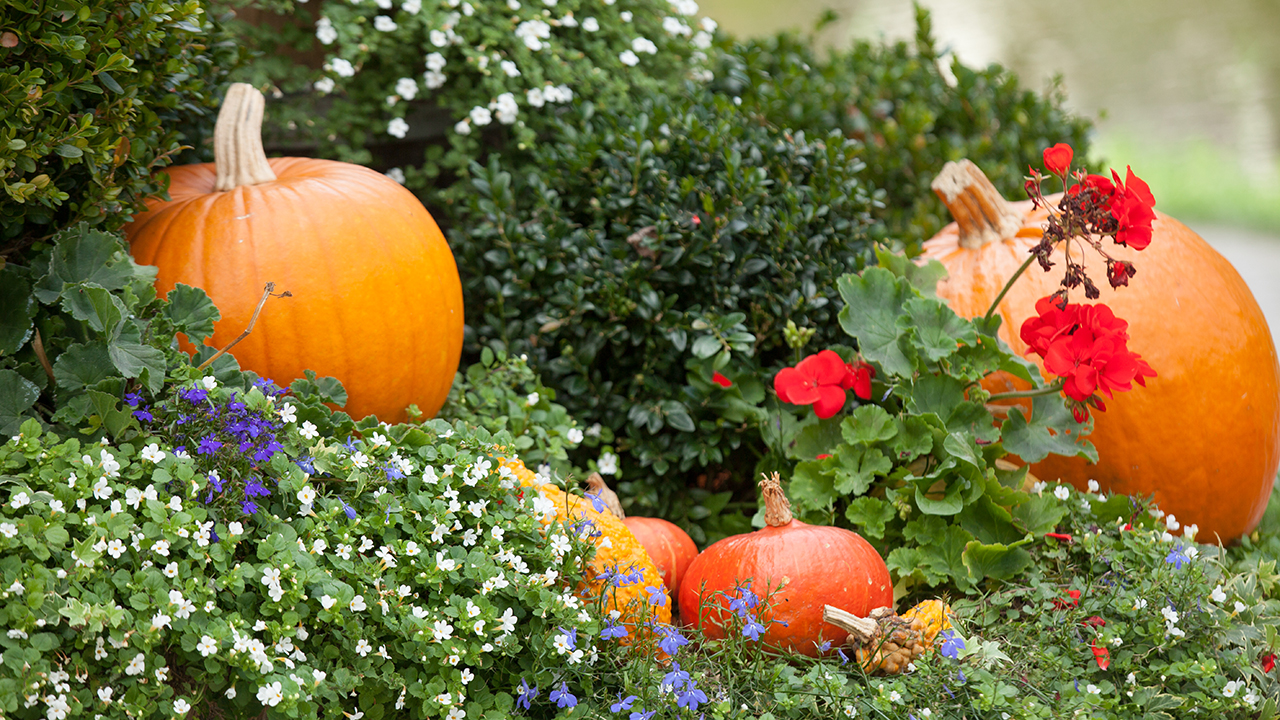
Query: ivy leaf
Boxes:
[
  {"xmin": 841, "ymin": 405, "xmax": 897, "ymax": 446},
  {"xmin": 0, "ymin": 272, "xmax": 36, "ymax": 354},
  {"xmin": 963, "ymin": 540, "xmax": 1033, "ymax": 583},
  {"xmin": 900, "ymin": 297, "xmax": 977, "ymax": 362},
  {"xmin": 836, "ymin": 267, "xmax": 915, "ymax": 376},
  {"xmin": 52, "ymin": 342, "xmax": 116, "ymax": 392},
  {"xmin": 163, "ymin": 283, "xmax": 221, "ymax": 345},
  {"xmin": 1001, "ymin": 395, "xmax": 1098, "ymax": 463},
  {"xmin": 60, "ymin": 283, "xmax": 127, "ymax": 334},
  {"xmin": 845, "ymin": 496, "xmax": 896, "ymax": 539},
  {"xmin": 0, "ymin": 369, "xmax": 40, "ymax": 436},
  {"xmin": 34, "ymin": 225, "xmax": 137, "ymax": 304}
]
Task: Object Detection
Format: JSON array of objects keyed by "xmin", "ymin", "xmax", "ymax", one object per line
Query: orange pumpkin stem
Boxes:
[
  {"xmin": 760, "ymin": 472, "xmax": 793, "ymax": 527},
  {"xmin": 931, "ymin": 159, "xmax": 1022, "ymax": 250},
  {"xmin": 213, "ymin": 83, "xmax": 278, "ymax": 192},
  {"xmin": 584, "ymin": 472, "xmax": 625, "ymax": 519}
]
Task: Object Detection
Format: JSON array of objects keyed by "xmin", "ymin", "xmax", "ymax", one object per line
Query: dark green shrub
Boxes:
[
  {"xmin": 0, "ymin": 0, "xmax": 239, "ymax": 249},
  {"xmin": 712, "ymin": 8, "xmax": 1095, "ymax": 247},
  {"xmin": 451, "ymin": 86, "xmax": 879, "ymax": 527}
]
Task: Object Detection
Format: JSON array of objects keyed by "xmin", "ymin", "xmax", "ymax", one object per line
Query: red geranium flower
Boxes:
[
  {"xmin": 1043, "ymin": 143, "xmax": 1073, "ymax": 176},
  {"xmin": 1090, "ymin": 640, "xmax": 1111, "ymax": 670},
  {"xmin": 1263, "ymin": 653, "xmax": 1277, "ymax": 674},
  {"xmin": 1044, "ymin": 532, "xmax": 1074, "ymax": 543},
  {"xmin": 774, "ymin": 350, "xmax": 852, "ymax": 419},
  {"xmin": 841, "ymin": 360, "xmax": 875, "ymax": 401},
  {"xmin": 1053, "ymin": 589, "xmax": 1082, "ymax": 609},
  {"xmin": 1107, "ymin": 166, "xmax": 1157, "ymax": 250},
  {"xmin": 712, "ymin": 372, "xmax": 733, "ymax": 388}
]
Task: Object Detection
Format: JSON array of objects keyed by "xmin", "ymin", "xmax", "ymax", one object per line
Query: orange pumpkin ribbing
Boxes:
[
  {"xmin": 922, "ymin": 160, "xmax": 1280, "ymax": 543},
  {"xmin": 622, "ymin": 516, "xmax": 698, "ymax": 595},
  {"xmin": 677, "ymin": 475, "xmax": 893, "ymax": 656},
  {"xmin": 125, "ymin": 85, "xmax": 463, "ymax": 423}
]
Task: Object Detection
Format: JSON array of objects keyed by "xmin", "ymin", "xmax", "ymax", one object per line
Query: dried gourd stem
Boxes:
[
  {"xmin": 585, "ymin": 472, "xmax": 625, "ymax": 518},
  {"xmin": 31, "ymin": 330, "xmax": 55, "ymax": 385},
  {"xmin": 213, "ymin": 83, "xmax": 277, "ymax": 192},
  {"xmin": 931, "ymin": 159, "xmax": 1023, "ymax": 250},
  {"xmin": 197, "ymin": 283, "xmax": 291, "ymax": 371},
  {"xmin": 822, "ymin": 605, "xmax": 881, "ymax": 644},
  {"xmin": 760, "ymin": 472, "xmax": 792, "ymax": 527}
]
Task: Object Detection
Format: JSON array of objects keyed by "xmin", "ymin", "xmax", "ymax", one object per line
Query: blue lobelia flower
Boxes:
[
  {"xmin": 1165, "ymin": 544, "xmax": 1191, "ymax": 570},
  {"xmin": 515, "ymin": 679, "xmax": 538, "ymax": 710},
  {"xmin": 196, "ymin": 436, "xmax": 222, "ymax": 455},
  {"xmin": 938, "ymin": 630, "xmax": 965, "ymax": 660},
  {"xmin": 676, "ymin": 682, "xmax": 707, "ymax": 711},
  {"xmin": 610, "ymin": 694, "xmax": 637, "ymax": 713},
  {"xmin": 742, "ymin": 618, "xmax": 767, "ymax": 641},
  {"xmin": 549, "ymin": 682, "xmax": 577, "ymax": 709},
  {"xmin": 643, "ymin": 585, "xmax": 667, "ymax": 607},
  {"xmin": 657, "ymin": 625, "xmax": 687, "ymax": 655}
]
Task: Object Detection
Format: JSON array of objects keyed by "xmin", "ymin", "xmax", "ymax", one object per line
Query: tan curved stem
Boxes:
[
  {"xmin": 930, "ymin": 159, "xmax": 1022, "ymax": 249},
  {"xmin": 213, "ymin": 83, "xmax": 277, "ymax": 192}
]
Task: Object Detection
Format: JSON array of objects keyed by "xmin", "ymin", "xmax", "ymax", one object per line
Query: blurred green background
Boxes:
[
  {"xmin": 699, "ymin": 0, "xmax": 1280, "ymax": 349},
  {"xmin": 700, "ymin": 0, "xmax": 1280, "ymax": 231}
]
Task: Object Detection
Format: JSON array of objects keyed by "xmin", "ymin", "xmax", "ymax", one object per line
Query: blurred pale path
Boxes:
[{"xmin": 1193, "ymin": 224, "xmax": 1280, "ymax": 356}]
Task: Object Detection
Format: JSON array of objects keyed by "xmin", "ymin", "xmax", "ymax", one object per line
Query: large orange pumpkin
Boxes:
[
  {"xmin": 922, "ymin": 159, "xmax": 1280, "ymax": 543},
  {"xmin": 584, "ymin": 473, "xmax": 698, "ymax": 595},
  {"xmin": 124, "ymin": 83, "xmax": 463, "ymax": 423},
  {"xmin": 677, "ymin": 474, "xmax": 893, "ymax": 656}
]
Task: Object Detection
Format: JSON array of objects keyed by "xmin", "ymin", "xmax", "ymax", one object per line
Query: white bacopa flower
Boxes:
[
  {"xmin": 277, "ymin": 402, "xmax": 297, "ymax": 424},
  {"xmin": 375, "ymin": 0, "xmax": 392, "ymax": 8},
  {"xmin": 350, "ymin": 595, "xmax": 368, "ymax": 612},
  {"xmin": 525, "ymin": 391, "xmax": 540, "ymax": 406},
  {"xmin": 316, "ymin": 17, "xmax": 338, "ymax": 44},
  {"xmin": 507, "ymin": 0, "xmax": 520, "ymax": 7},
  {"xmin": 700, "ymin": 16, "xmax": 717, "ymax": 32},
  {"xmin": 257, "ymin": 681, "xmax": 284, "ymax": 707},
  {"xmin": 387, "ymin": 118, "xmax": 410, "ymax": 138},
  {"xmin": 297, "ymin": 485, "xmax": 317, "ymax": 505},
  {"xmin": 140, "ymin": 443, "xmax": 166, "ymax": 463},
  {"xmin": 1133, "ymin": 597, "xmax": 1148, "ymax": 610},
  {"xmin": 499, "ymin": 59, "xmax": 521, "ymax": 78},
  {"xmin": 374, "ymin": 15, "xmax": 397, "ymax": 31},
  {"xmin": 583, "ymin": 16, "xmax": 601, "ymax": 32},
  {"xmin": 391, "ymin": 77, "xmax": 419, "ymax": 102},
  {"xmin": 125, "ymin": 653, "xmax": 146, "ymax": 676},
  {"xmin": 566, "ymin": 427, "xmax": 584, "ymax": 444},
  {"xmin": 225, "ymin": 687, "xmax": 237, "ymax": 699},
  {"xmin": 351, "ymin": 451, "xmax": 370, "ymax": 469},
  {"xmin": 514, "ymin": 19, "xmax": 551, "ymax": 50},
  {"xmin": 691, "ymin": 30, "xmax": 712, "ymax": 49},
  {"xmin": 560, "ymin": 14, "xmax": 577, "ymax": 27},
  {"xmin": 402, "ymin": 0, "xmax": 421, "ymax": 11},
  {"xmin": 106, "ymin": 538, "xmax": 125, "ymax": 558},
  {"xmin": 152, "ymin": 539, "xmax": 170, "ymax": 557},
  {"xmin": 1235, "ymin": 600, "xmax": 1248, "ymax": 613},
  {"xmin": 173, "ymin": 698, "xmax": 191, "ymax": 715},
  {"xmin": 98, "ymin": 686, "xmax": 113, "ymax": 704},
  {"xmin": 1222, "ymin": 679, "xmax": 1243, "ymax": 698},
  {"xmin": 436, "ymin": 551, "xmax": 457, "ymax": 572},
  {"xmin": 163, "ymin": 562, "xmax": 179, "ymax": 578},
  {"xmin": 662, "ymin": 17, "xmax": 691, "ymax": 36},
  {"xmin": 1053, "ymin": 484, "xmax": 1070, "ymax": 501},
  {"xmin": 151, "ymin": 612, "xmax": 172, "ymax": 631},
  {"xmin": 429, "ymin": 29, "xmax": 449, "ymax": 47},
  {"xmin": 228, "ymin": 521, "xmax": 243, "ymax": 536},
  {"xmin": 619, "ymin": 49, "xmax": 639, "ymax": 67},
  {"xmin": 469, "ymin": 106, "xmax": 492, "ymax": 126},
  {"xmin": 0, "ymin": 522, "xmax": 16, "ymax": 538},
  {"xmin": 1211, "ymin": 585, "xmax": 1227, "ymax": 603},
  {"xmin": 320, "ymin": 595, "xmax": 337, "ymax": 610},
  {"xmin": 329, "ymin": 58, "xmax": 356, "ymax": 78},
  {"xmin": 432, "ymin": 620, "xmax": 454, "ymax": 641},
  {"xmin": 620, "ymin": 10, "xmax": 633, "ymax": 21},
  {"xmin": 425, "ymin": 51, "xmax": 447, "ymax": 72},
  {"xmin": 597, "ymin": 451, "xmax": 619, "ymax": 475}
]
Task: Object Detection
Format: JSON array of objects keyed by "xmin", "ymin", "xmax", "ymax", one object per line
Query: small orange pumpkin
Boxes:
[
  {"xmin": 921, "ymin": 159, "xmax": 1280, "ymax": 543},
  {"xmin": 584, "ymin": 474, "xmax": 698, "ymax": 595},
  {"xmin": 677, "ymin": 474, "xmax": 893, "ymax": 656},
  {"xmin": 124, "ymin": 83, "xmax": 463, "ymax": 423}
]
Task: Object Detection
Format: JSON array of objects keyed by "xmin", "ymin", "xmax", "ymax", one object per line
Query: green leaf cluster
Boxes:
[
  {"xmin": 0, "ymin": 224, "xmax": 223, "ymax": 436},
  {"xmin": 782, "ymin": 260, "xmax": 1097, "ymax": 593},
  {"xmin": 451, "ymin": 86, "xmax": 877, "ymax": 528},
  {"xmin": 0, "ymin": 0, "xmax": 242, "ymax": 247}
]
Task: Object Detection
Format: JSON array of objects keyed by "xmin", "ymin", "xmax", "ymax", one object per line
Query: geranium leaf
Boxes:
[
  {"xmin": 904, "ymin": 371, "xmax": 966, "ymax": 418},
  {"xmin": 34, "ymin": 225, "xmax": 137, "ymax": 304},
  {"xmin": 841, "ymin": 405, "xmax": 896, "ymax": 445},
  {"xmin": 163, "ymin": 283, "xmax": 221, "ymax": 345},
  {"xmin": 0, "ymin": 272, "xmax": 36, "ymax": 354},
  {"xmin": 60, "ymin": 283, "xmax": 126, "ymax": 334},
  {"xmin": 900, "ymin": 296, "xmax": 976, "ymax": 362},
  {"xmin": 832, "ymin": 446, "xmax": 891, "ymax": 496},
  {"xmin": 963, "ymin": 540, "xmax": 1033, "ymax": 583},
  {"xmin": 836, "ymin": 267, "xmax": 915, "ymax": 377},
  {"xmin": 1010, "ymin": 494, "xmax": 1068, "ymax": 535},
  {"xmin": 845, "ymin": 496, "xmax": 895, "ymax": 539},
  {"xmin": 872, "ymin": 247, "xmax": 948, "ymax": 299},
  {"xmin": 1001, "ymin": 395, "xmax": 1098, "ymax": 463},
  {"xmin": 957, "ymin": 495, "xmax": 1024, "ymax": 545},
  {"xmin": 790, "ymin": 415, "xmax": 842, "ymax": 460},
  {"xmin": 52, "ymin": 342, "xmax": 116, "ymax": 392},
  {"xmin": 0, "ymin": 369, "xmax": 40, "ymax": 436}
]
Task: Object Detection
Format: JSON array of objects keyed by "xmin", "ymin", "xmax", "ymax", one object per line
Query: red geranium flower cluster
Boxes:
[
  {"xmin": 1020, "ymin": 296, "xmax": 1157, "ymax": 421},
  {"xmin": 774, "ymin": 349, "xmax": 875, "ymax": 419},
  {"xmin": 1067, "ymin": 167, "xmax": 1157, "ymax": 251}
]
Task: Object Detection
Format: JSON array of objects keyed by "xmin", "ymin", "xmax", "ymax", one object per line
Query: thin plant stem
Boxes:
[
  {"xmin": 987, "ymin": 379, "xmax": 1064, "ymax": 402},
  {"xmin": 982, "ymin": 252, "xmax": 1038, "ymax": 324},
  {"xmin": 197, "ymin": 283, "xmax": 291, "ymax": 371}
]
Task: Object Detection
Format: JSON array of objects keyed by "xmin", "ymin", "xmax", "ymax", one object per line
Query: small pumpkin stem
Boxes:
[
  {"xmin": 584, "ymin": 473, "xmax": 625, "ymax": 519},
  {"xmin": 931, "ymin": 159, "xmax": 1023, "ymax": 249},
  {"xmin": 760, "ymin": 472, "xmax": 793, "ymax": 527},
  {"xmin": 213, "ymin": 83, "xmax": 277, "ymax": 192}
]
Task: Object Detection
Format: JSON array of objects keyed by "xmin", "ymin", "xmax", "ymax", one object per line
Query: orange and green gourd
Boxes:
[{"xmin": 500, "ymin": 458, "xmax": 671, "ymax": 630}]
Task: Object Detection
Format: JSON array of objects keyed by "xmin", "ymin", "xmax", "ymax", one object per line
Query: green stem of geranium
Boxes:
[
  {"xmin": 982, "ymin": 252, "xmax": 1038, "ymax": 324},
  {"xmin": 987, "ymin": 378, "xmax": 1064, "ymax": 402}
]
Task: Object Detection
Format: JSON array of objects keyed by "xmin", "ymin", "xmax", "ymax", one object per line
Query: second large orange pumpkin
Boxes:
[
  {"xmin": 921, "ymin": 159, "xmax": 1280, "ymax": 543},
  {"xmin": 124, "ymin": 84, "xmax": 463, "ymax": 423}
]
